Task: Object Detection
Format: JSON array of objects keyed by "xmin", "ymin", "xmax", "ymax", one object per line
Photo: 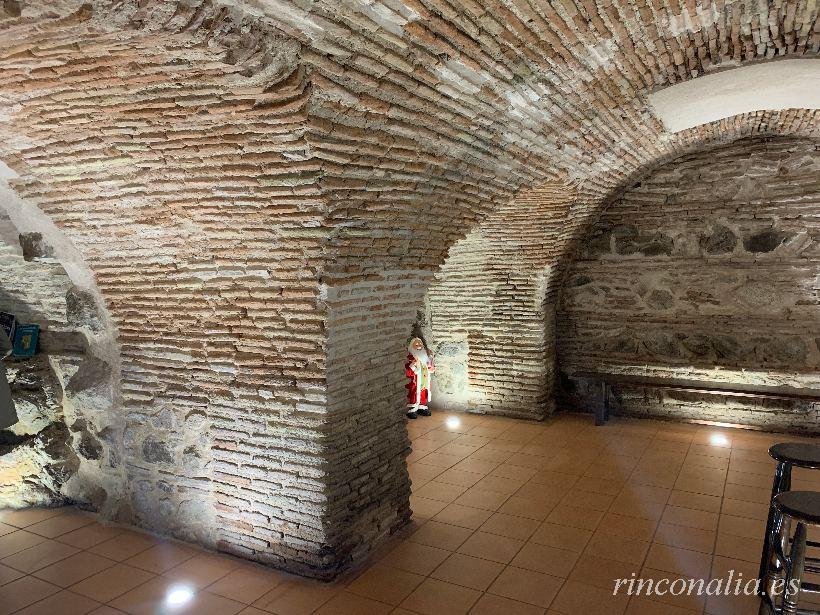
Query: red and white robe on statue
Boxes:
[{"xmin": 405, "ymin": 340, "xmax": 435, "ymax": 410}]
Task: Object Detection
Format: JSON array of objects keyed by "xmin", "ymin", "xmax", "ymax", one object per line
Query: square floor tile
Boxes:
[
  {"xmin": 399, "ymin": 577, "xmax": 481, "ymax": 615},
  {"xmin": 110, "ymin": 575, "xmax": 245, "ymax": 615},
  {"xmin": 596, "ymin": 513, "xmax": 657, "ymax": 542},
  {"xmin": 560, "ymin": 489, "xmax": 615, "ymax": 512},
  {"xmin": 644, "ymin": 544, "xmax": 712, "ymax": 578},
  {"xmin": 636, "ymin": 568, "xmax": 707, "ymax": 612},
  {"xmin": 0, "ymin": 575, "xmax": 61, "ymax": 615},
  {"xmin": 546, "ymin": 505, "xmax": 603, "ymax": 531},
  {"xmin": 0, "ymin": 523, "xmax": 16, "ymax": 537},
  {"xmin": 433, "ymin": 503, "xmax": 493, "ymax": 530},
  {"xmin": 410, "ymin": 496, "xmax": 449, "ymax": 520},
  {"xmin": 70, "ymin": 563, "xmax": 156, "ymax": 603},
  {"xmin": 33, "ymin": 551, "xmax": 115, "ymax": 587},
  {"xmin": 88, "ymin": 532, "xmax": 159, "ymax": 561},
  {"xmin": 488, "ymin": 566, "xmax": 562, "ymax": 609},
  {"xmin": 453, "ymin": 487, "xmax": 510, "ymax": 511},
  {"xmin": 163, "ymin": 552, "xmax": 239, "ymax": 588},
  {"xmin": 253, "ymin": 577, "xmax": 340, "ymax": 615},
  {"xmin": 0, "ymin": 508, "xmax": 63, "ymax": 529},
  {"xmin": 56, "ymin": 524, "xmax": 124, "ymax": 550},
  {"xmin": 529, "ymin": 522, "xmax": 593, "ymax": 552},
  {"xmin": 26, "ymin": 513, "xmax": 95, "ymax": 539},
  {"xmin": 469, "ymin": 593, "xmax": 546, "ymax": 615},
  {"xmin": 431, "ymin": 552, "xmax": 504, "ymax": 591},
  {"xmin": 381, "ymin": 541, "xmax": 450, "ymax": 575},
  {"xmin": 313, "ymin": 590, "xmax": 391, "ymax": 615},
  {"xmin": 480, "ymin": 512, "xmax": 541, "ymax": 541},
  {"xmin": 457, "ymin": 531, "xmax": 524, "ymax": 564},
  {"xmin": 714, "ymin": 532, "xmax": 761, "ymax": 564},
  {"xmin": 435, "ymin": 468, "xmax": 485, "ymax": 488},
  {"xmin": 667, "ymin": 490, "xmax": 721, "ymax": 514},
  {"xmin": 550, "ymin": 579, "xmax": 629, "ymax": 615},
  {"xmin": 0, "ymin": 530, "xmax": 47, "ymax": 557},
  {"xmin": 660, "ymin": 506, "xmax": 718, "ymax": 531},
  {"xmin": 206, "ymin": 564, "xmax": 287, "ymax": 604},
  {"xmin": 0, "ymin": 562, "xmax": 24, "ymax": 585},
  {"xmin": 569, "ymin": 553, "xmax": 639, "ymax": 591},
  {"xmin": 584, "ymin": 532, "xmax": 650, "ymax": 565},
  {"xmin": 511, "ymin": 542, "xmax": 578, "ymax": 578},
  {"xmin": 625, "ymin": 596, "xmax": 700, "ymax": 614},
  {"xmin": 408, "ymin": 520, "xmax": 473, "ymax": 550},
  {"xmin": 498, "ymin": 496, "xmax": 554, "ymax": 521},
  {"xmin": 413, "ymin": 481, "xmax": 469, "ymax": 503},
  {"xmin": 124, "ymin": 542, "xmax": 198, "ymax": 573},
  {"xmin": 14, "ymin": 589, "xmax": 100, "ymax": 615},
  {"xmin": 653, "ymin": 522, "xmax": 715, "ymax": 554},
  {"xmin": 1, "ymin": 539, "xmax": 79, "ymax": 573},
  {"xmin": 347, "ymin": 564, "xmax": 424, "ymax": 605}
]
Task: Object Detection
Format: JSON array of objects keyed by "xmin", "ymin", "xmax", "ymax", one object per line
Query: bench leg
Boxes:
[{"xmin": 595, "ymin": 381, "xmax": 607, "ymax": 426}]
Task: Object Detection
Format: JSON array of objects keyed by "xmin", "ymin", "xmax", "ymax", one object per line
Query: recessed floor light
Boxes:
[
  {"xmin": 710, "ymin": 433, "xmax": 729, "ymax": 447},
  {"xmin": 166, "ymin": 585, "xmax": 195, "ymax": 607},
  {"xmin": 446, "ymin": 415, "xmax": 461, "ymax": 429}
]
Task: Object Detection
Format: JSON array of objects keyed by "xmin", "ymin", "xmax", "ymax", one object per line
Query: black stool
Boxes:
[
  {"xmin": 759, "ymin": 442, "xmax": 820, "ymax": 612},
  {"xmin": 759, "ymin": 491, "xmax": 820, "ymax": 614}
]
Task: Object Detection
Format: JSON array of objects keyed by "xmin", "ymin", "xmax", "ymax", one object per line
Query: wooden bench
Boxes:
[{"xmin": 569, "ymin": 371, "xmax": 820, "ymax": 427}]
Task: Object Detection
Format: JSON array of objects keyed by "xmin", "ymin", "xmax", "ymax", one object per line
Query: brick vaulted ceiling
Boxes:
[{"xmin": 0, "ymin": 0, "xmax": 818, "ymax": 576}]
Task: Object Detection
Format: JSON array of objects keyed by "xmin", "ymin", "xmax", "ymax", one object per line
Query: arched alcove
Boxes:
[
  {"xmin": 0, "ymin": 191, "xmax": 122, "ymax": 511},
  {"xmin": 558, "ymin": 135, "xmax": 820, "ymax": 432}
]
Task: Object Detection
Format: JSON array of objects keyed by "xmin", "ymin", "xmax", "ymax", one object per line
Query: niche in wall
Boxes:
[{"xmin": 558, "ymin": 136, "xmax": 820, "ymax": 432}]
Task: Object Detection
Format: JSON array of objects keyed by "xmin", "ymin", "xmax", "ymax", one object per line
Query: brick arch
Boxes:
[
  {"xmin": 0, "ymin": 0, "xmax": 330, "ymax": 571},
  {"xmin": 557, "ymin": 133, "xmax": 820, "ymax": 431},
  {"xmin": 1, "ymin": 0, "xmax": 818, "ymax": 578},
  {"xmin": 425, "ymin": 109, "xmax": 820, "ymax": 420}
]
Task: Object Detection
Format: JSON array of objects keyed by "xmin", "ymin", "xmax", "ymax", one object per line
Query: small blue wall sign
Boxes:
[{"xmin": 12, "ymin": 324, "xmax": 39, "ymax": 358}]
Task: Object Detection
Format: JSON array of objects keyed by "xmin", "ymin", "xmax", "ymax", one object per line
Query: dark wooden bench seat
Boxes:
[{"xmin": 569, "ymin": 370, "xmax": 820, "ymax": 426}]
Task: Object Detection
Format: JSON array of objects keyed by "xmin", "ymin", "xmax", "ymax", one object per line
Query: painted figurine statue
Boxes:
[{"xmin": 405, "ymin": 337, "xmax": 435, "ymax": 419}]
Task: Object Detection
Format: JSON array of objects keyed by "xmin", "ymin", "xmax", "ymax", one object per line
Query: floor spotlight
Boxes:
[
  {"xmin": 165, "ymin": 585, "xmax": 195, "ymax": 607},
  {"xmin": 446, "ymin": 415, "xmax": 461, "ymax": 430},
  {"xmin": 710, "ymin": 433, "xmax": 729, "ymax": 447}
]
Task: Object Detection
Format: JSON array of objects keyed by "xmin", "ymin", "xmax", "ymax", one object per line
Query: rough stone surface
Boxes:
[
  {"xmin": 558, "ymin": 136, "xmax": 820, "ymax": 432},
  {"xmin": 0, "ymin": 210, "xmax": 120, "ymax": 512}
]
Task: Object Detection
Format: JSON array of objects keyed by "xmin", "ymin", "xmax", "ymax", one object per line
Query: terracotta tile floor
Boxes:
[{"xmin": 1, "ymin": 412, "xmax": 819, "ymax": 614}]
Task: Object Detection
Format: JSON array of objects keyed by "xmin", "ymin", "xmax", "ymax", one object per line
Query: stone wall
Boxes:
[
  {"xmin": 0, "ymin": 210, "xmax": 121, "ymax": 510},
  {"xmin": 558, "ymin": 136, "xmax": 820, "ymax": 432}
]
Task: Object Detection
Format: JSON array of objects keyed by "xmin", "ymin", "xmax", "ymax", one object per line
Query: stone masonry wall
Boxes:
[
  {"xmin": 558, "ymin": 136, "xmax": 820, "ymax": 432},
  {"xmin": 0, "ymin": 210, "xmax": 121, "ymax": 510}
]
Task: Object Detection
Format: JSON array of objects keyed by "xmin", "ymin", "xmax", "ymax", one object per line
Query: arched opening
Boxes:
[
  {"xmin": 557, "ymin": 134, "xmax": 820, "ymax": 432},
  {"xmin": 0, "ymin": 183, "xmax": 122, "ymax": 511}
]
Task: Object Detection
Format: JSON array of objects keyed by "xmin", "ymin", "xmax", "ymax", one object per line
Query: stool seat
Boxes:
[
  {"xmin": 769, "ymin": 443, "xmax": 820, "ymax": 469},
  {"xmin": 773, "ymin": 491, "xmax": 820, "ymax": 526}
]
